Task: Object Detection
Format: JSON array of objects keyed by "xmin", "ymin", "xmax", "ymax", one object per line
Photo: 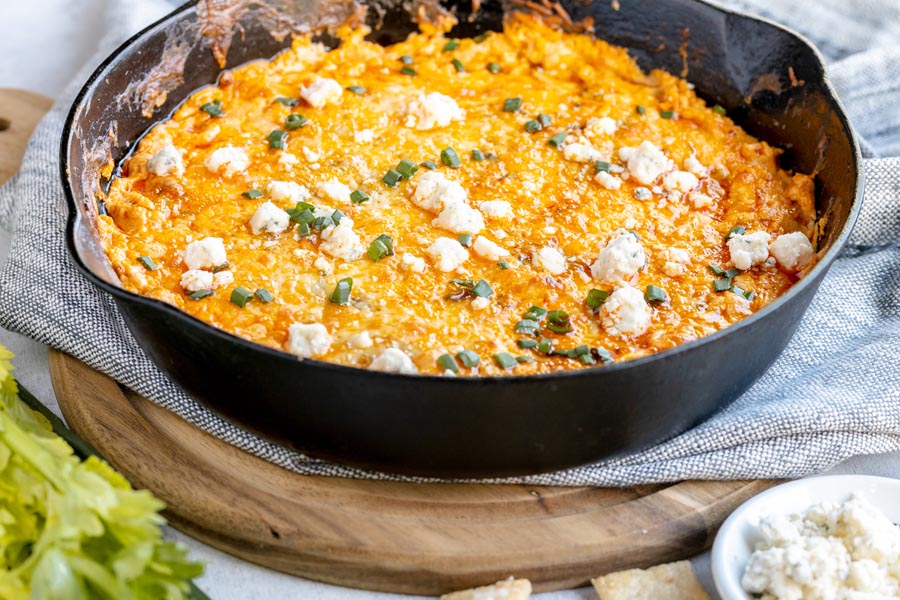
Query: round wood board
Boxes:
[{"xmin": 1, "ymin": 88, "xmax": 775, "ymax": 594}]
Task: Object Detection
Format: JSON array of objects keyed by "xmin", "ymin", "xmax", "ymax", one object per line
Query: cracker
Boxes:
[
  {"xmin": 591, "ymin": 560, "xmax": 710, "ymax": 600},
  {"xmin": 441, "ymin": 576, "xmax": 532, "ymax": 600}
]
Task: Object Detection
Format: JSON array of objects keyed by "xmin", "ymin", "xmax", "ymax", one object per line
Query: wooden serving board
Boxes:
[{"xmin": 2, "ymin": 88, "xmax": 775, "ymax": 595}]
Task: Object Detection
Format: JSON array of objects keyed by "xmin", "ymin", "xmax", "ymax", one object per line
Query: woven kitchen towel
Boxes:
[{"xmin": 2, "ymin": 0, "xmax": 900, "ymax": 486}]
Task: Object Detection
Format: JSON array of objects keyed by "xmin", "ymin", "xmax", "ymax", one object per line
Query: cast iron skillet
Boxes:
[{"xmin": 62, "ymin": 0, "xmax": 862, "ymax": 478}]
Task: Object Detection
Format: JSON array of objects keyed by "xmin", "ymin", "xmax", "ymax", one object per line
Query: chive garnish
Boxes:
[
  {"xmin": 312, "ymin": 216, "xmax": 333, "ymax": 231},
  {"xmin": 137, "ymin": 256, "xmax": 157, "ymax": 271},
  {"xmin": 586, "ymin": 288, "xmax": 608, "ymax": 308},
  {"xmin": 188, "ymin": 289, "xmax": 213, "ymax": 300},
  {"xmin": 516, "ymin": 356, "xmax": 536, "ymax": 364},
  {"xmin": 329, "ymin": 277, "xmax": 353, "ymax": 305},
  {"xmin": 267, "ymin": 129, "xmax": 287, "ymax": 150},
  {"xmin": 732, "ymin": 285, "xmax": 756, "ymax": 301},
  {"xmin": 487, "ymin": 62, "xmax": 501, "ymax": 74},
  {"xmin": 714, "ymin": 278, "xmax": 732, "ymax": 292},
  {"xmin": 367, "ymin": 234, "xmax": 394, "ymax": 261},
  {"xmin": 594, "ymin": 161, "xmax": 611, "ymax": 173},
  {"xmin": 471, "ymin": 149, "xmax": 485, "ymax": 161},
  {"xmin": 548, "ymin": 132, "xmax": 567, "ymax": 148},
  {"xmin": 400, "ymin": 55, "xmax": 414, "ymax": 64},
  {"xmin": 524, "ymin": 305, "xmax": 547, "ymax": 321},
  {"xmin": 515, "ymin": 319, "xmax": 542, "ymax": 336},
  {"xmin": 285, "ymin": 113, "xmax": 307, "ymax": 130},
  {"xmin": 443, "ymin": 40, "xmax": 459, "ymax": 52},
  {"xmin": 296, "ymin": 223, "xmax": 310, "ymax": 237},
  {"xmin": 636, "ymin": 105, "xmax": 646, "ymax": 115},
  {"xmin": 396, "ymin": 158, "xmax": 419, "ymax": 179},
  {"xmin": 200, "ymin": 99, "xmax": 223, "ymax": 117},
  {"xmin": 331, "ymin": 209, "xmax": 344, "ymax": 225},
  {"xmin": 493, "ymin": 352, "xmax": 518, "ymax": 369},
  {"xmin": 546, "ymin": 309, "xmax": 573, "ymax": 334},
  {"xmin": 498, "ymin": 260, "xmax": 509, "ymax": 269},
  {"xmin": 230, "ymin": 287, "xmax": 254, "ymax": 308},
  {"xmin": 211, "ymin": 262, "xmax": 230, "ymax": 273},
  {"xmin": 421, "ymin": 160, "xmax": 438, "ymax": 170},
  {"xmin": 537, "ymin": 338, "xmax": 554, "ymax": 354},
  {"xmin": 708, "ymin": 264, "xmax": 726, "ymax": 276},
  {"xmin": 275, "ymin": 97, "xmax": 299, "ymax": 106},
  {"xmin": 538, "ymin": 113, "xmax": 552, "ymax": 127},
  {"xmin": 382, "ymin": 168, "xmax": 402, "ymax": 187},
  {"xmin": 437, "ymin": 353, "xmax": 460, "ymax": 373},
  {"xmin": 660, "ymin": 110, "xmax": 676, "ymax": 119},
  {"xmin": 458, "ymin": 233, "xmax": 473, "ymax": 247},
  {"xmin": 645, "ymin": 285, "xmax": 667, "ymax": 302},
  {"xmin": 471, "ymin": 280, "xmax": 493, "ymax": 298},
  {"xmin": 726, "ymin": 225, "xmax": 746, "ymax": 239},
  {"xmin": 242, "ymin": 189, "xmax": 262, "ymax": 199},
  {"xmin": 401, "ymin": 66, "xmax": 417, "ymax": 76},
  {"xmin": 350, "ymin": 190, "xmax": 369, "ymax": 204},
  {"xmin": 457, "ymin": 349, "xmax": 480, "ymax": 367},
  {"xmin": 596, "ymin": 348, "xmax": 613, "ymax": 363},
  {"xmin": 287, "ymin": 202, "xmax": 316, "ymax": 224},
  {"xmin": 346, "ymin": 85, "xmax": 366, "ymax": 95},
  {"xmin": 474, "ymin": 32, "xmax": 490, "ymax": 43},
  {"xmin": 452, "ymin": 58, "xmax": 465, "ymax": 72},
  {"xmin": 503, "ymin": 97, "xmax": 522, "ymax": 112},
  {"xmin": 517, "ymin": 339, "xmax": 538, "ymax": 349},
  {"xmin": 524, "ymin": 120, "xmax": 542, "ymax": 133},
  {"xmin": 441, "ymin": 147, "xmax": 462, "ymax": 168},
  {"xmin": 712, "ymin": 104, "xmax": 726, "ymax": 116},
  {"xmin": 255, "ymin": 288, "xmax": 274, "ymax": 303}
]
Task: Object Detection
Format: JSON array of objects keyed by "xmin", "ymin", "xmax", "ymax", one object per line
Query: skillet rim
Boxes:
[{"xmin": 60, "ymin": 0, "xmax": 864, "ymax": 384}]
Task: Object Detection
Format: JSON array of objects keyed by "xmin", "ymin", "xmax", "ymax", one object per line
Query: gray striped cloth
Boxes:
[{"xmin": 1, "ymin": 0, "xmax": 899, "ymax": 486}]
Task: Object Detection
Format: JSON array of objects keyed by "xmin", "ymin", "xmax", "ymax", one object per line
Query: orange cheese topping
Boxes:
[{"xmin": 100, "ymin": 15, "xmax": 817, "ymax": 376}]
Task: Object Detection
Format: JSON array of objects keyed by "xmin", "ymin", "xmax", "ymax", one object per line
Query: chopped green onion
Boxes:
[
  {"xmin": 636, "ymin": 105, "xmax": 646, "ymax": 115},
  {"xmin": 450, "ymin": 279, "xmax": 475, "ymax": 287},
  {"xmin": 594, "ymin": 160, "xmax": 611, "ymax": 173},
  {"xmin": 267, "ymin": 129, "xmax": 287, "ymax": 150},
  {"xmin": 458, "ymin": 233, "xmax": 473, "ymax": 247},
  {"xmin": 401, "ymin": 66, "xmax": 417, "ymax": 76},
  {"xmin": 296, "ymin": 223, "xmax": 311, "ymax": 237},
  {"xmin": 548, "ymin": 132, "xmax": 567, "ymax": 148},
  {"xmin": 660, "ymin": 110, "xmax": 676, "ymax": 119},
  {"xmin": 493, "ymin": 352, "xmax": 518, "ymax": 369},
  {"xmin": 285, "ymin": 113, "xmax": 307, "ymax": 130},
  {"xmin": 255, "ymin": 288, "xmax": 274, "ymax": 303},
  {"xmin": 421, "ymin": 160, "xmax": 438, "ymax": 170},
  {"xmin": 382, "ymin": 168, "xmax": 402, "ymax": 187},
  {"xmin": 441, "ymin": 147, "xmax": 462, "ymax": 168},
  {"xmin": 546, "ymin": 309, "xmax": 573, "ymax": 334},
  {"xmin": 595, "ymin": 348, "xmax": 613, "ymax": 363},
  {"xmin": 451, "ymin": 58, "xmax": 465, "ymax": 72},
  {"xmin": 732, "ymin": 285, "xmax": 756, "ymax": 301},
  {"xmin": 487, "ymin": 62, "xmax": 501, "ymax": 74},
  {"xmin": 471, "ymin": 149, "xmax": 485, "ymax": 161},
  {"xmin": 287, "ymin": 206, "xmax": 315, "ymax": 225},
  {"xmin": 517, "ymin": 339, "xmax": 538, "ymax": 349},
  {"xmin": 714, "ymin": 278, "xmax": 733, "ymax": 292},
  {"xmin": 456, "ymin": 349, "xmax": 480, "ymax": 367},
  {"xmin": 725, "ymin": 268, "xmax": 740, "ymax": 278},
  {"xmin": 712, "ymin": 104, "xmax": 727, "ymax": 116},
  {"xmin": 396, "ymin": 158, "xmax": 419, "ymax": 179},
  {"xmin": 350, "ymin": 190, "xmax": 369, "ymax": 204},
  {"xmin": 537, "ymin": 338, "xmax": 554, "ymax": 354},
  {"xmin": 312, "ymin": 216, "xmax": 333, "ymax": 231},
  {"xmin": 571, "ymin": 344, "xmax": 591, "ymax": 357},
  {"xmin": 230, "ymin": 287, "xmax": 254, "ymax": 308},
  {"xmin": 188, "ymin": 289, "xmax": 213, "ymax": 300},
  {"xmin": 211, "ymin": 262, "xmax": 231, "ymax": 273},
  {"xmin": 200, "ymin": 99, "xmax": 223, "ymax": 117},
  {"xmin": 136, "ymin": 256, "xmax": 156, "ymax": 271},
  {"xmin": 329, "ymin": 277, "xmax": 353, "ymax": 305},
  {"xmin": 331, "ymin": 209, "xmax": 345, "ymax": 225},
  {"xmin": 275, "ymin": 97, "xmax": 299, "ymax": 106},
  {"xmin": 474, "ymin": 32, "xmax": 491, "ymax": 43},
  {"xmin": 400, "ymin": 54, "xmax": 414, "ymax": 65},
  {"xmin": 538, "ymin": 113, "xmax": 552, "ymax": 127},
  {"xmin": 515, "ymin": 319, "xmax": 542, "ymax": 336},
  {"xmin": 242, "ymin": 189, "xmax": 262, "ymax": 199},
  {"xmin": 645, "ymin": 285, "xmax": 667, "ymax": 302},
  {"xmin": 443, "ymin": 40, "xmax": 459, "ymax": 52},
  {"xmin": 516, "ymin": 356, "xmax": 536, "ymax": 364},
  {"xmin": 586, "ymin": 288, "xmax": 609, "ymax": 308},
  {"xmin": 346, "ymin": 85, "xmax": 366, "ymax": 95},
  {"xmin": 437, "ymin": 353, "xmax": 460, "ymax": 373},
  {"xmin": 503, "ymin": 97, "xmax": 522, "ymax": 112},
  {"xmin": 579, "ymin": 354, "xmax": 597, "ymax": 365},
  {"xmin": 498, "ymin": 260, "xmax": 509, "ymax": 270},
  {"xmin": 471, "ymin": 280, "xmax": 493, "ymax": 298},
  {"xmin": 367, "ymin": 234, "xmax": 394, "ymax": 262},
  {"xmin": 524, "ymin": 306, "xmax": 547, "ymax": 321},
  {"xmin": 708, "ymin": 264, "xmax": 726, "ymax": 276},
  {"xmin": 726, "ymin": 225, "xmax": 746, "ymax": 239},
  {"xmin": 524, "ymin": 120, "xmax": 542, "ymax": 133}
]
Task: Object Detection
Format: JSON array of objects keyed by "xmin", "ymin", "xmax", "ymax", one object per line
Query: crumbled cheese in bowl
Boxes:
[{"xmin": 742, "ymin": 494, "xmax": 900, "ymax": 600}]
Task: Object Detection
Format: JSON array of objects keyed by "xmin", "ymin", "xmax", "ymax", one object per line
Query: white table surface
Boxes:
[{"xmin": 2, "ymin": 1, "xmax": 898, "ymax": 598}]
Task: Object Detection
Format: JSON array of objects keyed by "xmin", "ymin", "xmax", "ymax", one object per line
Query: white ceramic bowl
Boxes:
[{"xmin": 711, "ymin": 475, "xmax": 900, "ymax": 600}]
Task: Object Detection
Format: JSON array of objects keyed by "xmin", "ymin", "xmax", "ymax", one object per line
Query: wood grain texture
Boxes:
[
  {"xmin": 49, "ymin": 350, "xmax": 774, "ymax": 595},
  {"xmin": 1, "ymin": 87, "xmax": 776, "ymax": 595}
]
